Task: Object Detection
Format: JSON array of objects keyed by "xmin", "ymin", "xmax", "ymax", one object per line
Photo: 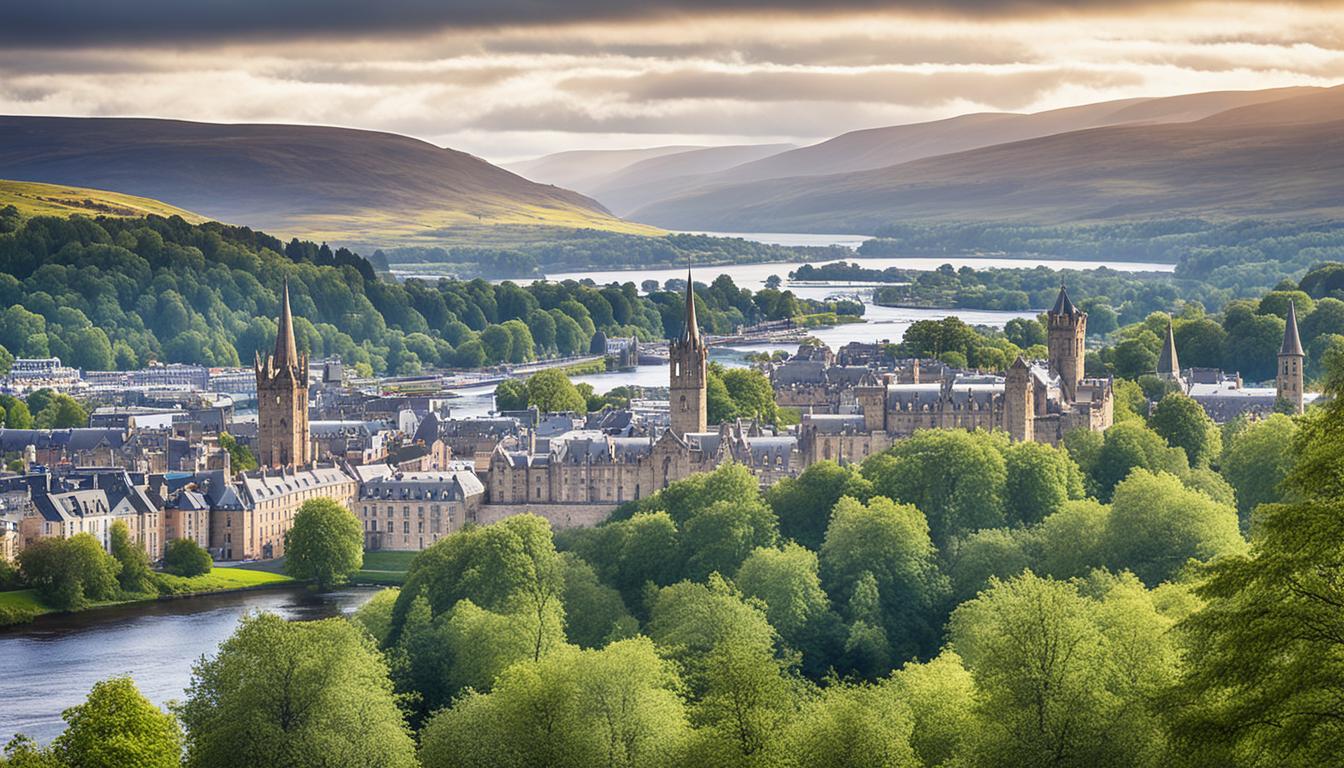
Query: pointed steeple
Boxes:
[
  {"xmin": 1050, "ymin": 283, "xmax": 1078, "ymax": 317},
  {"xmin": 1280, "ymin": 300, "xmax": 1304, "ymax": 356},
  {"xmin": 681, "ymin": 270, "xmax": 701, "ymax": 344},
  {"xmin": 274, "ymin": 279, "xmax": 299, "ymax": 368},
  {"xmin": 1157, "ymin": 319, "xmax": 1180, "ymax": 377}
]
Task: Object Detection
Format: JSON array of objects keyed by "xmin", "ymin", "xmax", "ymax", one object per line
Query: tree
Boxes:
[
  {"xmin": 109, "ymin": 520, "xmax": 154, "ymax": 594},
  {"xmin": 0, "ymin": 395, "xmax": 32, "ymax": 428},
  {"xmin": 558, "ymin": 553, "xmax": 635, "ymax": 648},
  {"xmin": 1168, "ymin": 363, "xmax": 1344, "ymax": 765},
  {"xmin": 773, "ymin": 683, "xmax": 919, "ymax": 768},
  {"xmin": 217, "ymin": 432, "xmax": 257, "ymax": 473},
  {"xmin": 735, "ymin": 544, "xmax": 839, "ymax": 678},
  {"xmin": 885, "ymin": 652, "xmax": 977, "ymax": 767},
  {"xmin": 1105, "ymin": 469, "xmax": 1244, "ymax": 587},
  {"xmin": 950, "ymin": 572, "xmax": 1178, "ymax": 768},
  {"xmin": 18, "ymin": 533, "xmax": 120, "ymax": 610},
  {"xmin": 1002, "ymin": 441, "xmax": 1084, "ymax": 526},
  {"xmin": 1218, "ymin": 412, "xmax": 1297, "ymax": 530},
  {"xmin": 705, "ymin": 367, "xmax": 735, "ymax": 425},
  {"xmin": 177, "ymin": 613, "xmax": 415, "ymax": 768},
  {"xmin": 33, "ymin": 393, "xmax": 87, "ymax": 429},
  {"xmin": 494, "ymin": 378, "xmax": 529, "ymax": 411},
  {"xmin": 1149, "ymin": 392, "xmax": 1221, "ymax": 467},
  {"xmin": 351, "ymin": 587, "xmax": 400, "ymax": 646},
  {"xmin": 1030, "ymin": 500, "xmax": 1110, "ymax": 580},
  {"xmin": 648, "ymin": 576, "xmax": 793, "ymax": 760},
  {"xmin": 681, "ymin": 498, "xmax": 778, "ymax": 581},
  {"xmin": 820, "ymin": 496, "xmax": 948, "ymax": 661},
  {"xmin": 53, "ymin": 677, "xmax": 181, "ymax": 768},
  {"xmin": 766, "ymin": 460, "xmax": 872, "ymax": 550},
  {"xmin": 283, "ymin": 498, "xmax": 363, "ymax": 590},
  {"xmin": 164, "ymin": 537, "xmax": 213, "ymax": 578},
  {"xmin": 1090, "ymin": 420, "xmax": 1188, "ymax": 502},
  {"xmin": 947, "ymin": 527, "xmax": 1033, "ymax": 604},
  {"xmin": 720, "ymin": 367, "xmax": 778, "ymax": 425},
  {"xmin": 525, "ymin": 369, "xmax": 586, "ymax": 413},
  {"xmin": 417, "ymin": 638, "xmax": 689, "ymax": 768},
  {"xmin": 479, "ymin": 324, "xmax": 513, "ymax": 365},
  {"xmin": 860, "ymin": 429, "xmax": 1007, "ymax": 546}
]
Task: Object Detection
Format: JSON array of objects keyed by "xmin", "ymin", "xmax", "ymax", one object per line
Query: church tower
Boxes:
[
  {"xmin": 669, "ymin": 271, "xmax": 708, "ymax": 437},
  {"xmin": 1004, "ymin": 355, "xmax": 1035, "ymax": 443},
  {"xmin": 1277, "ymin": 300, "xmax": 1305, "ymax": 414},
  {"xmin": 1157, "ymin": 318, "xmax": 1184, "ymax": 388},
  {"xmin": 1047, "ymin": 285, "xmax": 1087, "ymax": 403},
  {"xmin": 255, "ymin": 281, "xmax": 310, "ymax": 468}
]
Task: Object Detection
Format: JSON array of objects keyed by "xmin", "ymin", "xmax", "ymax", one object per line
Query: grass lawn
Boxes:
[
  {"xmin": 0, "ymin": 589, "xmax": 49, "ymax": 614},
  {"xmin": 156, "ymin": 567, "xmax": 291, "ymax": 594},
  {"xmin": 355, "ymin": 550, "xmax": 418, "ymax": 586}
]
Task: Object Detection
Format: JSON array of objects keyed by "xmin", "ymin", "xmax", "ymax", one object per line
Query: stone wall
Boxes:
[{"xmin": 478, "ymin": 502, "xmax": 617, "ymax": 530}]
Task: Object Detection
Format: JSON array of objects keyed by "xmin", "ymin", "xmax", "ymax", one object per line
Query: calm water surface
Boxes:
[{"xmin": 0, "ymin": 586, "xmax": 377, "ymax": 744}]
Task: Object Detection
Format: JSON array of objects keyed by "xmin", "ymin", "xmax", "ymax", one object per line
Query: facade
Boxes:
[
  {"xmin": 358, "ymin": 470, "xmax": 485, "ymax": 551},
  {"xmin": 211, "ymin": 464, "xmax": 357, "ymax": 560},
  {"xmin": 16, "ymin": 470, "xmax": 162, "ymax": 559},
  {"xmin": 669, "ymin": 274, "xmax": 708, "ymax": 437},
  {"xmin": 254, "ymin": 282, "xmax": 311, "ymax": 468}
]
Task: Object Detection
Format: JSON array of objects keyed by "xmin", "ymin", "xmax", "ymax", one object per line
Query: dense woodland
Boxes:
[
  {"xmin": 6, "ymin": 351, "xmax": 1340, "ymax": 766},
  {"xmin": 380, "ymin": 231, "xmax": 853, "ymax": 278},
  {"xmin": 0, "ymin": 211, "xmax": 851, "ymax": 375}
]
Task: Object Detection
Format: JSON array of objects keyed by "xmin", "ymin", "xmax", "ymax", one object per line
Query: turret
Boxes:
[
  {"xmin": 1004, "ymin": 355, "xmax": 1034, "ymax": 443},
  {"xmin": 1047, "ymin": 284, "xmax": 1087, "ymax": 402}
]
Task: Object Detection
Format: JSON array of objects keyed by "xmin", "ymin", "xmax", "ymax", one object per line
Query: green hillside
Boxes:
[{"xmin": 0, "ymin": 179, "xmax": 207, "ymax": 222}]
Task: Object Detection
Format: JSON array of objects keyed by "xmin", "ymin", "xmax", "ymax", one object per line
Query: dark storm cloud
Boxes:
[{"xmin": 3, "ymin": 0, "xmax": 1317, "ymax": 45}]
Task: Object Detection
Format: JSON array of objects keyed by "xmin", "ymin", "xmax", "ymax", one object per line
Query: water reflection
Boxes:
[{"xmin": 0, "ymin": 586, "xmax": 377, "ymax": 744}]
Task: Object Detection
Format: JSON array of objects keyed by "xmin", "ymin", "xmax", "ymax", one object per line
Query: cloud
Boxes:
[{"xmin": 5, "ymin": 0, "xmax": 1340, "ymax": 45}]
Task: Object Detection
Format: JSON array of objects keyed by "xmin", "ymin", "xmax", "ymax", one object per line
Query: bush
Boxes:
[
  {"xmin": 164, "ymin": 538, "xmax": 213, "ymax": 578},
  {"xmin": 18, "ymin": 533, "xmax": 121, "ymax": 610}
]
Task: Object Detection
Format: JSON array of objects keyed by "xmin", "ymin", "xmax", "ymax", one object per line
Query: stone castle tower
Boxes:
[
  {"xmin": 1004, "ymin": 355, "xmax": 1035, "ymax": 443},
  {"xmin": 1277, "ymin": 300, "xmax": 1305, "ymax": 414},
  {"xmin": 1047, "ymin": 285, "xmax": 1087, "ymax": 402},
  {"xmin": 669, "ymin": 271, "xmax": 708, "ymax": 437},
  {"xmin": 255, "ymin": 281, "xmax": 310, "ymax": 468}
]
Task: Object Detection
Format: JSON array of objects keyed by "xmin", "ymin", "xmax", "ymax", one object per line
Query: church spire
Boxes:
[
  {"xmin": 1281, "ymin": 300, "xmax": 1304, "ymax": 357},
  {"xmin": 274, "ymin": 279, "xmax": 299, "ymax": 369},
  {"xmin": 681, "ymin": 270, "xmax": 701, "ymax": 344},
  {"xmin": 1158, "ymin": 318, "xmax": 1180, "ymax": 378}
]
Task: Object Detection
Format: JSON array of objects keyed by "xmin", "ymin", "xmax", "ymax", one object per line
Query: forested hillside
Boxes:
[{"xmin": 0, "ymin": 211, "xmax": 855, "ymax": 373}]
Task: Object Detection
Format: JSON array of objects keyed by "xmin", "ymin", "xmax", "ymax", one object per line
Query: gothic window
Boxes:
[{"xmin": 680, "ymin": 396, "xmax": 687, "ymax": 412}]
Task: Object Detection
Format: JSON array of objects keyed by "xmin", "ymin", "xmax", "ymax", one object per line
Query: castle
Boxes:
[{"xmin": 797, "ymin": 285, "xmax": 1114, "ymax": 464}]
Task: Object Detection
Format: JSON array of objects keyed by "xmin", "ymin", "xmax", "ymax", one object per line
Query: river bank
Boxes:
[{"xmin": 0, "ymin": 567, "xmax": 292, "ymax": 628}]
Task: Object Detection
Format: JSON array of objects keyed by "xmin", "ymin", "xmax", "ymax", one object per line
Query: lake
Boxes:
[{"xmin": 0, "ymin": 586, "xmax": 378, "ymax": 744}]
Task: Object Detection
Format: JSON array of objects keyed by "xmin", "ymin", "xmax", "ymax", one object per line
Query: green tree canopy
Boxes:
[
  {"xmin": 18, "ymin": 533, "xmax": 120, "ymax": 610},
  {"xmin": 164, "ymin": 537, "xmax": 213, "ymax": 578},
  {"xmin": 1149, "ymin": 392, "xmax": 1221, "ymax": 468},
  {"xmin": 525, "ymin": 369, "xmax": 586, "ymax": 413},
  {"xmin": 53, "ymin": 677, "xmax": 182, "ymax": 768},
  {"xmin": 765, "ymin": 460, "xmax": 872, "ymax": 550},
  {"xmin": 1105, "ymin": 469, "xmax": 1245, "ymax": 586},
  {"xmin": 177, "ymin": 613, "xmax": 416, "ymax": 768},
  {"xmin": 283, "ymin": 498, "xmax": 364, "ymax": 590},
  {"xmin": 109, "ymin": 520, "xmax": 154, "ymax": 595}
]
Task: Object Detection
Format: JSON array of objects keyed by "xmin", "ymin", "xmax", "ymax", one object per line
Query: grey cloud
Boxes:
[
  {"xmin": 559, "ymin": 68, "xmax": 1142, "ymax": 109},
  {"xmin": 4, "ymin": 0, "xmax": 1329, "ymax": 45}
]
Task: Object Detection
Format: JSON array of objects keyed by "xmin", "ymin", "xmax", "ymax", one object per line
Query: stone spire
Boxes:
[
  {"xmin": 1051, "ymin": 283, "xmax": 1079, "ymax": 317},
  {"xmin": 1157, "ymin": 319, "xmax": 1181, "ymax": 378},
  {"xmin": 274, "ymin": 280, "xmax": 299, "ymax": 370},
  {"xmin": 1281, "ymin": 300, "xmax": 1304, "ymax": 357},
  {"xmin": 681, "ymin": 270, "xmax": 700, "ymax": 344}
]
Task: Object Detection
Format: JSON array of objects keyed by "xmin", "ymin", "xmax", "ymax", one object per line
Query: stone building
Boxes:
[
  {"xmin": 254, "ymin": 282, "xmax": 310, "ymax": 468},
  {"xmin": 16, "ymin": 470, "xmax": 162, "ymax": 560},
  {"xmin": 357, "ymin": 470, "xmax": 485, "ymax": 551},
  {"xmin": 209, "ymin": 464, "xmax": 357, "ymax": 561},
  {"xmin": 669, "ymin": 272, "xmax": 708, "ymax": 438}
]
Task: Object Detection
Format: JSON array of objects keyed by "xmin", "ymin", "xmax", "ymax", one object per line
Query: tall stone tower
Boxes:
[
  {"xmin": 1277, "ymin": 300, "xmax": 1305, "ymax": 414},
  {"xmin": 669, "ymin": 271, "xmax": 708, "ymax": 437},
  {"xmin": 1003, "ymin": 355, "xmax": 1034, "ymax": 443},
  {"xmin": 255, "ymin": 281, "xmax": 310, "ymax": 468},
  {"xmin": 1047, "ymin": 285, "xmax": 1087, "ymax": 402}
]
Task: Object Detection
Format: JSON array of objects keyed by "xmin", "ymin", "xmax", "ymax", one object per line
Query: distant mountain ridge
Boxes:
[
  {"xmin": 626, "ymin": 85, "xmax": 1344, "ymax": 232},
  {"xmin": 0, "ymin": 116, "xmax": 656, "ymax": 249}
]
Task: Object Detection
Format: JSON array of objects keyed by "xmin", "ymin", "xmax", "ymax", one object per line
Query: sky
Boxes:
[{"xmin": 2, "ymin": 1, "xmax": 1342, "ymax": 163}]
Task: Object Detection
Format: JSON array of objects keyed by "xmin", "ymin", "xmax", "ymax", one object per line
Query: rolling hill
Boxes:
[
  {"xmin": 0, "ymin": 179, "xmax": 207, "ymax": 222},
  {"xmin": 0, "ymin": 116, "xmax": 657, "ymax": 249},
  {"xmin": 504, "ymin": 145, "xmax": 701, "ymax": 196},
  {"xmin": 629, "ymin": 86, "xmax": 1344, "ymax": 233}
]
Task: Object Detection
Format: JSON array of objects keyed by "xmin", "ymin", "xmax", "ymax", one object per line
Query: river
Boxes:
[{"xmin": 0, "ymin": 586, "xmax": 378, "ymax": 744}]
